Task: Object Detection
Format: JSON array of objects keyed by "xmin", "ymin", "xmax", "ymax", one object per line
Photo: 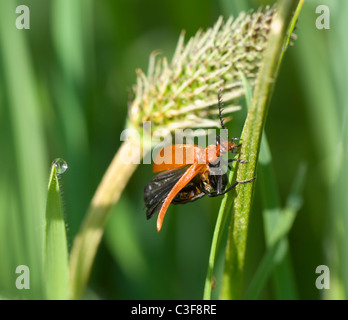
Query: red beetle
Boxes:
[{"xmin": 144, "ymin": 91, "xmax": 255, "ymax": 231}]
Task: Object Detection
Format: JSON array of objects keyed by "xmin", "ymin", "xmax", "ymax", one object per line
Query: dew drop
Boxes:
[{"xmin": 53, "ymin": 158, "xmax": 68, "ymax": 174}]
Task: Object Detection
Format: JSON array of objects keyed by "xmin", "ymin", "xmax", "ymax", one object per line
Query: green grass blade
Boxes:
[
  {"xmin": 294, "ymin": 0, "xmax": 344, "ymax": 299},
  {"xmin": 326, "ymin": 0, "xmax": 348, "ymax": 300},
  {"xmin": 220, "ymin": 0, "xmax": 301, "ymax": 299},
  {"xmin": 203, "ymin": 175, "xmax": 236, "ymax": 300},
  {"xmin": 0, "ymin": 0, "xmax": 48, "ymax": 298},
  {"xmin": 204, "ymin": 1, "xmax": 302, "ymax": 300},
  {"xmin": 241, "ymin": 69, "xmax": 298, "ymax": 299},
  {"xmin": 246, "ymin": 164, "xmax": 306, "ymax": 299},
  {"xmin": 258, "ymin": 136, "xmax": 298, "ymax": 299},
  {"xmin": 246, "ymin": 210, "xmax": 295, "ymax": 300},
  {"xmin": 45, "ymin": 160, "xmax": 69, "ymax": 300}
]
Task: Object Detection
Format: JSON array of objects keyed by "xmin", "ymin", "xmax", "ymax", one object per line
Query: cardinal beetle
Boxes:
[{"xmin": 144, "ymin": 91, "xmax": 255, "ymax": 232}]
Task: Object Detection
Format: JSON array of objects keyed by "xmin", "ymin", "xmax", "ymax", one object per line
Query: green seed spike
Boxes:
[{"xmin": 128, "ymin": 6, "xmax": 275, "ymax": 139}]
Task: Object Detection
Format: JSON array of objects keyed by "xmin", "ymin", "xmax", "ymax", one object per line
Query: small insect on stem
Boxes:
[{"xmin": 144, "ymin": 91, "xmax": 255, "ymax": 232}]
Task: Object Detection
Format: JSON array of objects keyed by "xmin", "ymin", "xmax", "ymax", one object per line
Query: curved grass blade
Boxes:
[
  {"xmin": 220, "ymin": 0, "xmax": 302, "ymax": 299},
  {"xmin": 203, "ymin": 0, "xmax": 302, "ymax": 300},
  {"xmin": 242, "ymin": 71, "xmax": 298, "ymax": 299}
]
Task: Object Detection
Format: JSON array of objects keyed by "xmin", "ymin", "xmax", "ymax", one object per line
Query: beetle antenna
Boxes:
[{"xmin": 218, "ymin": 89, "xmax": 225, "ymax": 130}]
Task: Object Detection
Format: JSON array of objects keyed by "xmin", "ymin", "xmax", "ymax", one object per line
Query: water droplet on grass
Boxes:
[{"xmin": 53, "ymin": 158, "xmax": 68, "ymax": 174}]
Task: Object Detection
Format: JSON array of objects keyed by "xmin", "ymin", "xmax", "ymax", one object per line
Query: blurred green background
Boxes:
[{"xmin": 0, "ymin": 0, "xmax": 347, "ymax": 299}]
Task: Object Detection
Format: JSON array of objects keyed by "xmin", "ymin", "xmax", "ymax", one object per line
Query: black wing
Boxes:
[{"xmin": 144, "ymin": 165, "xmax": 205, "ymax": 220}]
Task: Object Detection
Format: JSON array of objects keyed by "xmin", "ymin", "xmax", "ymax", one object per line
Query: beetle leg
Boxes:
[
  {"xmin": 228, "ymin": 158, "xmax": 248, "ymax": 164},
  {"xmin": 206, "ymin": 177, "xmax": 256, "ymax": 197},
  {"xmin": 216, "ymin": 174, "xmax": 223, "ymax": 194}
]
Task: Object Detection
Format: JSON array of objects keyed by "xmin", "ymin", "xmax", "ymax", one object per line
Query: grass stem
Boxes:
[
  {"xmin": 69, "ymin": 138, "xmax": 143, "ymax": 299},
  {"xmin": 220, "ymin": 0, "xmax": 300, "ymax": 299}
]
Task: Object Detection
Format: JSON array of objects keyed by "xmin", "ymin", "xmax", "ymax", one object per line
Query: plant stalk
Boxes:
[
  {"xmin": 220, "ymin": 0, "xmax": 299, "ymax": 299},
  {"xmin": 69, "ymin": 137, "xmax": 143, "ymax": 299}
]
